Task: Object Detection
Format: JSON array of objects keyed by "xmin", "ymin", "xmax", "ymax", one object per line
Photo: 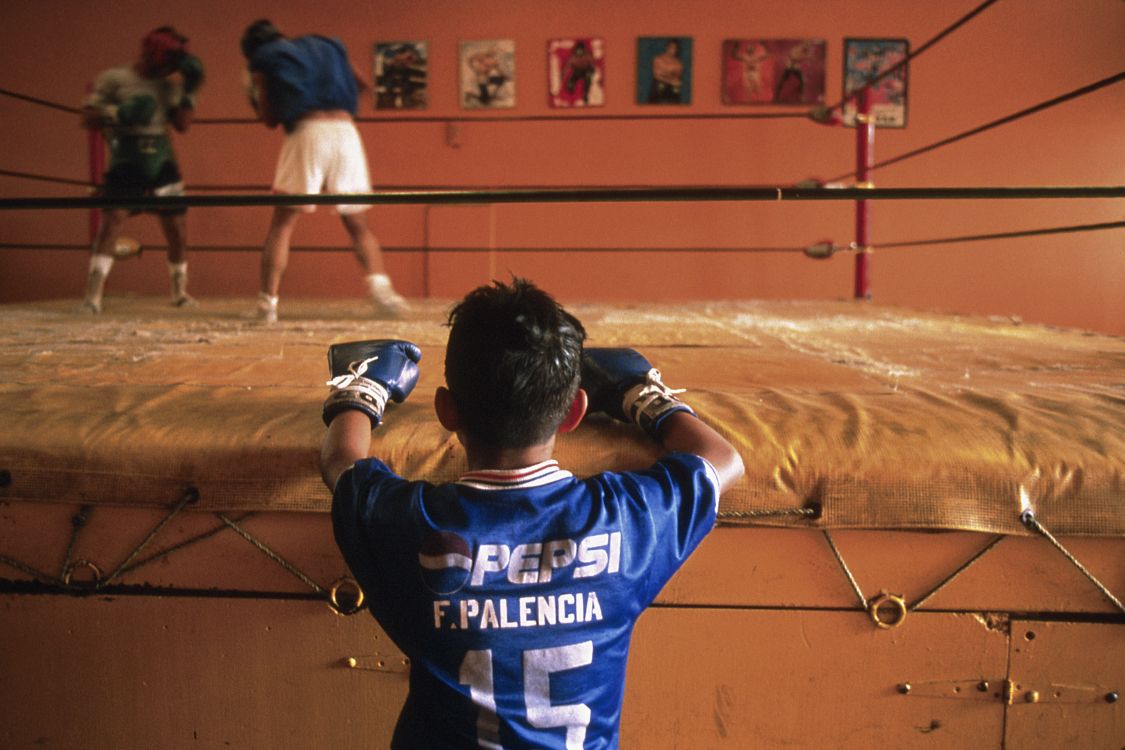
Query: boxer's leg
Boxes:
[
  {"xmin": 257, "ymin": 206, "xmax": 301, "ymax": 322},
  {"xmin": 83, "ymin": 208, "xmax": 127, "ymax": 313},
  {"xmin": 330, "ymin": 121, "xmax": 409, "ymax": 318},
  {"xmin": 157, "ymin": 212, "xmax": 196, "ymax": 307}
]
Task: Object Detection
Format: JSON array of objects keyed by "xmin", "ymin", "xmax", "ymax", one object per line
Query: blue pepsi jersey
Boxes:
[
  {"xmin": 249, "ymin": 35, "xmax": 358, "ymax": 130},
  {"xmin": 332, "ymin": 453, "xmax": 719, "ymax": 750}
]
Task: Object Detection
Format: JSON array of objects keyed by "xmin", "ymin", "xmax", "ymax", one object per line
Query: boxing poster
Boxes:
[
  {"xmin": 374, "ymin": 41, "xmax": 428, "ymax": 110},
  {"xmin": 548, "ymin": 37, "xmax": 605, "ymax": 108},
  {"xmin": 842, "ymin": 38, "xmax": 909, "ymax": 128},
  {"xmin": 721, "ymin": 39, "xmax": 826, "ymax": 105},
  {"xmin": 460, "ymin": 40, "xmax": 516, "ymax": 109},
  {"xmin": 636, "ymin": 37, "xmax": 693, "ymax": 105}
]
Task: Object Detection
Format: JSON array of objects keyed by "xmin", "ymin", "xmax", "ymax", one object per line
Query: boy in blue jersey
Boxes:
[
  {"xmin": 239, "ymin": 20, "xmax": 408, "ymax": 322},
  {"xmin": 320, "ymin": 278, "xmax": 744, "ymax": 749}
]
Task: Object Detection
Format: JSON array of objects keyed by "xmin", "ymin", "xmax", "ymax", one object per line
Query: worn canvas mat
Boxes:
[{"xmin": 1, "ymin": 297, "xmax": 1122, "ymax": 536}]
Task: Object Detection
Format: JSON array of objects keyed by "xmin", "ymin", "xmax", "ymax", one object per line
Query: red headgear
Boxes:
[{"xmin": 141, "ymin": 27, "xmax": 188, "ymax": 74}]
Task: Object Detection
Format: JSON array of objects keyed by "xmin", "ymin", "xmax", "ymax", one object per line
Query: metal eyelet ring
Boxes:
[
  {"xmin": 62, "ymin": 559, "xmax": 103, "ymax": 587},
  {"xmin": 868, "ymin": 591, "xmax": 907, "ymax": 629},
  {"xmin": 328, "ymin": 577, "xmax": 365, "ymax": 616}
]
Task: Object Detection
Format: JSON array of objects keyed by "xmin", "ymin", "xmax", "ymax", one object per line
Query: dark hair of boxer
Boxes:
[
  {"xmin": 240, "ymin": 19, "xmax": 283, "ymax": 59},
  {"xmin": 445, "ymin": 278, "xmax": 586, "ymax": 448}
]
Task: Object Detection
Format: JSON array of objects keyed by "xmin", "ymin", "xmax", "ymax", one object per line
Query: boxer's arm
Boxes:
[
  {"xmin": 657, "ymin": 411, "xmax": 744, "ymax": 494},
  {"xmin": 321, "ymin": 410, "xmax": 371, "ymax": 490},
  {"xmin": 169, "ymin": 105, "xmax": 193, "ymax": 132},
  {"xmin": 319, "ymin": 339, "xmax": 422, "ymax": 491},
  {"xmin": 251, "ymin": 71, "xmax": 279, "ymax": 128}
]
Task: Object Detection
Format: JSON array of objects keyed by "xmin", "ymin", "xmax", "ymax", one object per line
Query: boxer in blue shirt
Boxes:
[
  {"xmin": 240, "ymin": 20, "xmax": 407, "ymax": 322},
  {"xmin": 320, "ymin": 278, "xmax": 744, "ymax": 749}
]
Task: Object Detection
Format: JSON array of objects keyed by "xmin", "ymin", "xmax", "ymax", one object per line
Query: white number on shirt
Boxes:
[{"xmin": 459, "ymin": 641, "xmax": 594, "ymax": 750}]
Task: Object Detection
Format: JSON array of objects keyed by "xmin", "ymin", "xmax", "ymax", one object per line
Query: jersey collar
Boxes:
[{"xmin": 456, "ymin": 459, "xmax": 573, "ymax": 491}]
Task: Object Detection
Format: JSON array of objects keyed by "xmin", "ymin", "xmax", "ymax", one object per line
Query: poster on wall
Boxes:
[
  {"xmin": 636, "ymin": 37, "xmax": 693, "ymax": 105},
  {"xmin": 460, "ymin": 39, "xmax": 516, "ymax": 109},
  {"xmin": 548, "ymin": 37, "xmax": 605, "ymax": 108},
  {"xmin": 721, "ymin": 39, "xmax": 826, "ymax": 105},
  {"xmin": 373, "ymin": 41, "xmax": 428, "ymax": 110},
  {"xmin": 843, "ymin": 38, "xmax": 909, "ymax": 128}
]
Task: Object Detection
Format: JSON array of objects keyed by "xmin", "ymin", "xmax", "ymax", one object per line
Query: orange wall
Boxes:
[{"xmin": 1, "ymin": 0, "xmax": 1123, "ymax": 333}]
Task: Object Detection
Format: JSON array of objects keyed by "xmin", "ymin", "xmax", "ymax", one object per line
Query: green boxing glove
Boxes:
[
  {"xmin": 179, "ymin": 54, "xmax": 205, "ymax": 94},
  {"xmin": 117, "ymin": 94, "xmax": 158, "ymax": 126}
]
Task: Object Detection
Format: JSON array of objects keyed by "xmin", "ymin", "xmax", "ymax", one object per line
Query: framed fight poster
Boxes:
[
  {"xmin": 460, "ymin": 39, "xmax": 516, "ymax": 109},
  {"xmin": 548, "ymin": 37, "xmax": 605, "ymax": 108},
  {"xmin": 636, "ymin": 37, "xmax": 692, "ymax": 105},
  {"xmin": 373, "ymin": 41, "xmax": 428, "ymax": 109},
  {"xmin": 721, "ymin": 39, "xmax": 826, "ymax": 105},
  {"xmin": 843, "ymin": 38, "xmax": 909, "ymax": 127}
]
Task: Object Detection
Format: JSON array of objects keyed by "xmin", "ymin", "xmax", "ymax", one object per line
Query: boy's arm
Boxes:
[
  {"xmin": 657, "ymin": 410, "xmax": 744, "ymax": 494},
  {"xmin": 582, "ymin": 348, "xmax": 745, "ymax": 493},
  {"xmin": 321, "ymin": 410, "xmax": 372, "ymax": 490},
  {"xmin": 317, "ymin": 339, "xmax": 422, "ymax": 491}
]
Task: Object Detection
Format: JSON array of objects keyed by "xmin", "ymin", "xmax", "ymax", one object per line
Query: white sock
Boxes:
[
  {"xmin": 85, "ymin": 254, "xmax": 114, "ymax": 306},
  {"xmin": 257, "ymin": 292, "xmax": 279, "ymax": 310},
  {"xmin": 365, "ymin": 273, "xmax": 394, "ymax": 298},
  {"xmin": 168, "ymin": 262, "xmax": 188, "ymax": 300}
]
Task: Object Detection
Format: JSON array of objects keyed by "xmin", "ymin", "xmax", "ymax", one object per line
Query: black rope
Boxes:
[
  {"xmin": 4, "ymin": 221, "xmax": 1118, "ymax": 257},
  {"xmin": 827, "ymin": 72, "xmax": 1125, "ymax": 182},
  {"xmin": 823, "ymin": 0, "xmax": 1001, "ymax": 114},
  {"xmin": 0, "ymin": 242, "xmax": 808, "ymax": 254},
  {"xmin": 0, "ymin": 168, "xmax": 91, "ymax": 188},
  {"xmin": 0, "ymin": 86, "xmax": 81, "ymax": 115},
  {"xmin": 1, "ymin": 185, "xmax": 1122, "ymax": 212},
  {"xmin": 195, "ymin": 111, "xmax": 808, "ymax": 127},
  {"xmin": 876, "ymin": 220, "xmax": 1125, "ymax": 249}
]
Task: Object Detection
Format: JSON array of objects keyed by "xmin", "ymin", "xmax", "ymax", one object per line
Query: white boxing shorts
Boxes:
[{"xmin": 272, "ymin": 119, "xmax": 372, "ymax": 214}]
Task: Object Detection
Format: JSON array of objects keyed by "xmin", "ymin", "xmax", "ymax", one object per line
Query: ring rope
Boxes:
[
  {"xmin": 2, "ymin": 185, "xmax": 1121, "ymax": 212},
  {"xmin": 99, "ymin": 487, "xmax": 199, "ymax": 588},
  {"xmin": 827, "ymin": 72, "xmax": 1125, "ymax": 183},
  {"xmin": 1020, "ymin": 512, "xmax": 1125, "ymax": 615},
  {"xmin": 193, "ymin": 111, "xmax": 809, "ymax": 127},
  {"xmin": 908, "ymin": 534, "xmax": 1006, "ymax": 612},
  {"xmin": 59, "ymin": 504, "xmax": 92, "ymax": 579},
  {"xmin": 0, "ymin": 86, "xmax": 81, "ymax": 115},
  {"xmin": 215, "ymin": 513, "xmax": 327, "ymax": 597},
  {"xmin": 0, "ymin": 168, "xmax": 92, "ymax": 188},
  {"xmin": 117, "ymin": 512, "xmax": 257, "ymax": 578},
  {"xmin": 822, "ymin": 0, "xmax": 1000, "ymax": 114},
  {"xmin": 822, "ymin": 530, "xmax": 868, "ymax": 610},
  {"xmin": 0, "ymin": 553, "xmax": 61, "ymax": 586}
]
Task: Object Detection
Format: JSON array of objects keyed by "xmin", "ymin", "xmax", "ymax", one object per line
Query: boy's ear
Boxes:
[
  {"xmin": 434, "ymin": 387, "xmax": 460, "ymax": 432},
  {"xmin": 558, "ymin": 388, "xmax": 588, "ymax": 434}
]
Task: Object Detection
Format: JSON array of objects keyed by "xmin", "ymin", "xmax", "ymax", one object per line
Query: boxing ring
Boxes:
[{"xmin": 2, "ymin": 4, "xmax": 1124, "ymax": 749}]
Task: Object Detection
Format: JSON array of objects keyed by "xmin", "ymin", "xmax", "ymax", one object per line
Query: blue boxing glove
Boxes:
[
  {"xmin": 581, "ymin": 347, "xmax": 695, "ymax": 440},
  {"xmin": 117, "ymin": 94, "xmax": 158, "ymax": 126},
  {"xmin": 323, "ymin": 339, "xmax": 421, "ymax": 427}
]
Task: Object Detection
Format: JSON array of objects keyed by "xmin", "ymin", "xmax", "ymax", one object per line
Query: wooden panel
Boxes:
[
  {"xmin": 1004, "ymin": 620, "xmax": 1125, "ymax": 750},
  {"xmin": 622, "ymin": 608, "xmax": 1009, "ymax": 748},
  {"xmin": 0, "ymin": 595, "xmax": 407, "ymax": 749},
  {"xmin": 662, "ymin": 528, "xmax": 1125, "ymax": 615}
]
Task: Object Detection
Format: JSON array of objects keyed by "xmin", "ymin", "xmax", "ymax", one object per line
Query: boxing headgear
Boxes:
[
  {"xmin": 241, "ymin": 19, "xmax": 283, "ymax": 59},
  {"xmin": 141, "ymin": 26, "xmax": 188, "ymax": 74}
]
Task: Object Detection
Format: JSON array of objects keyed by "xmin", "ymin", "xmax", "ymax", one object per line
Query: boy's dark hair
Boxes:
[
  {"xmin": 240, "ymin": 19, "xmax": 283, "ymax": 59},
  {"xmin": 445, "ymin": 278, "xmax": 586, "ymax": 448}
]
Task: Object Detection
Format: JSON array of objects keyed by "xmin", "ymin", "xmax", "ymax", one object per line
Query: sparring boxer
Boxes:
[
  {"xmin": 320, "ymin": 278, "xmax": 744, "ymax": 749},
  {"xmin": 80, "ymin": 26, "xmax": 204, "ymax": 313},
  {"xmin": 239, "ymin": 19, "xmax": 408, "ymax": 324}
]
